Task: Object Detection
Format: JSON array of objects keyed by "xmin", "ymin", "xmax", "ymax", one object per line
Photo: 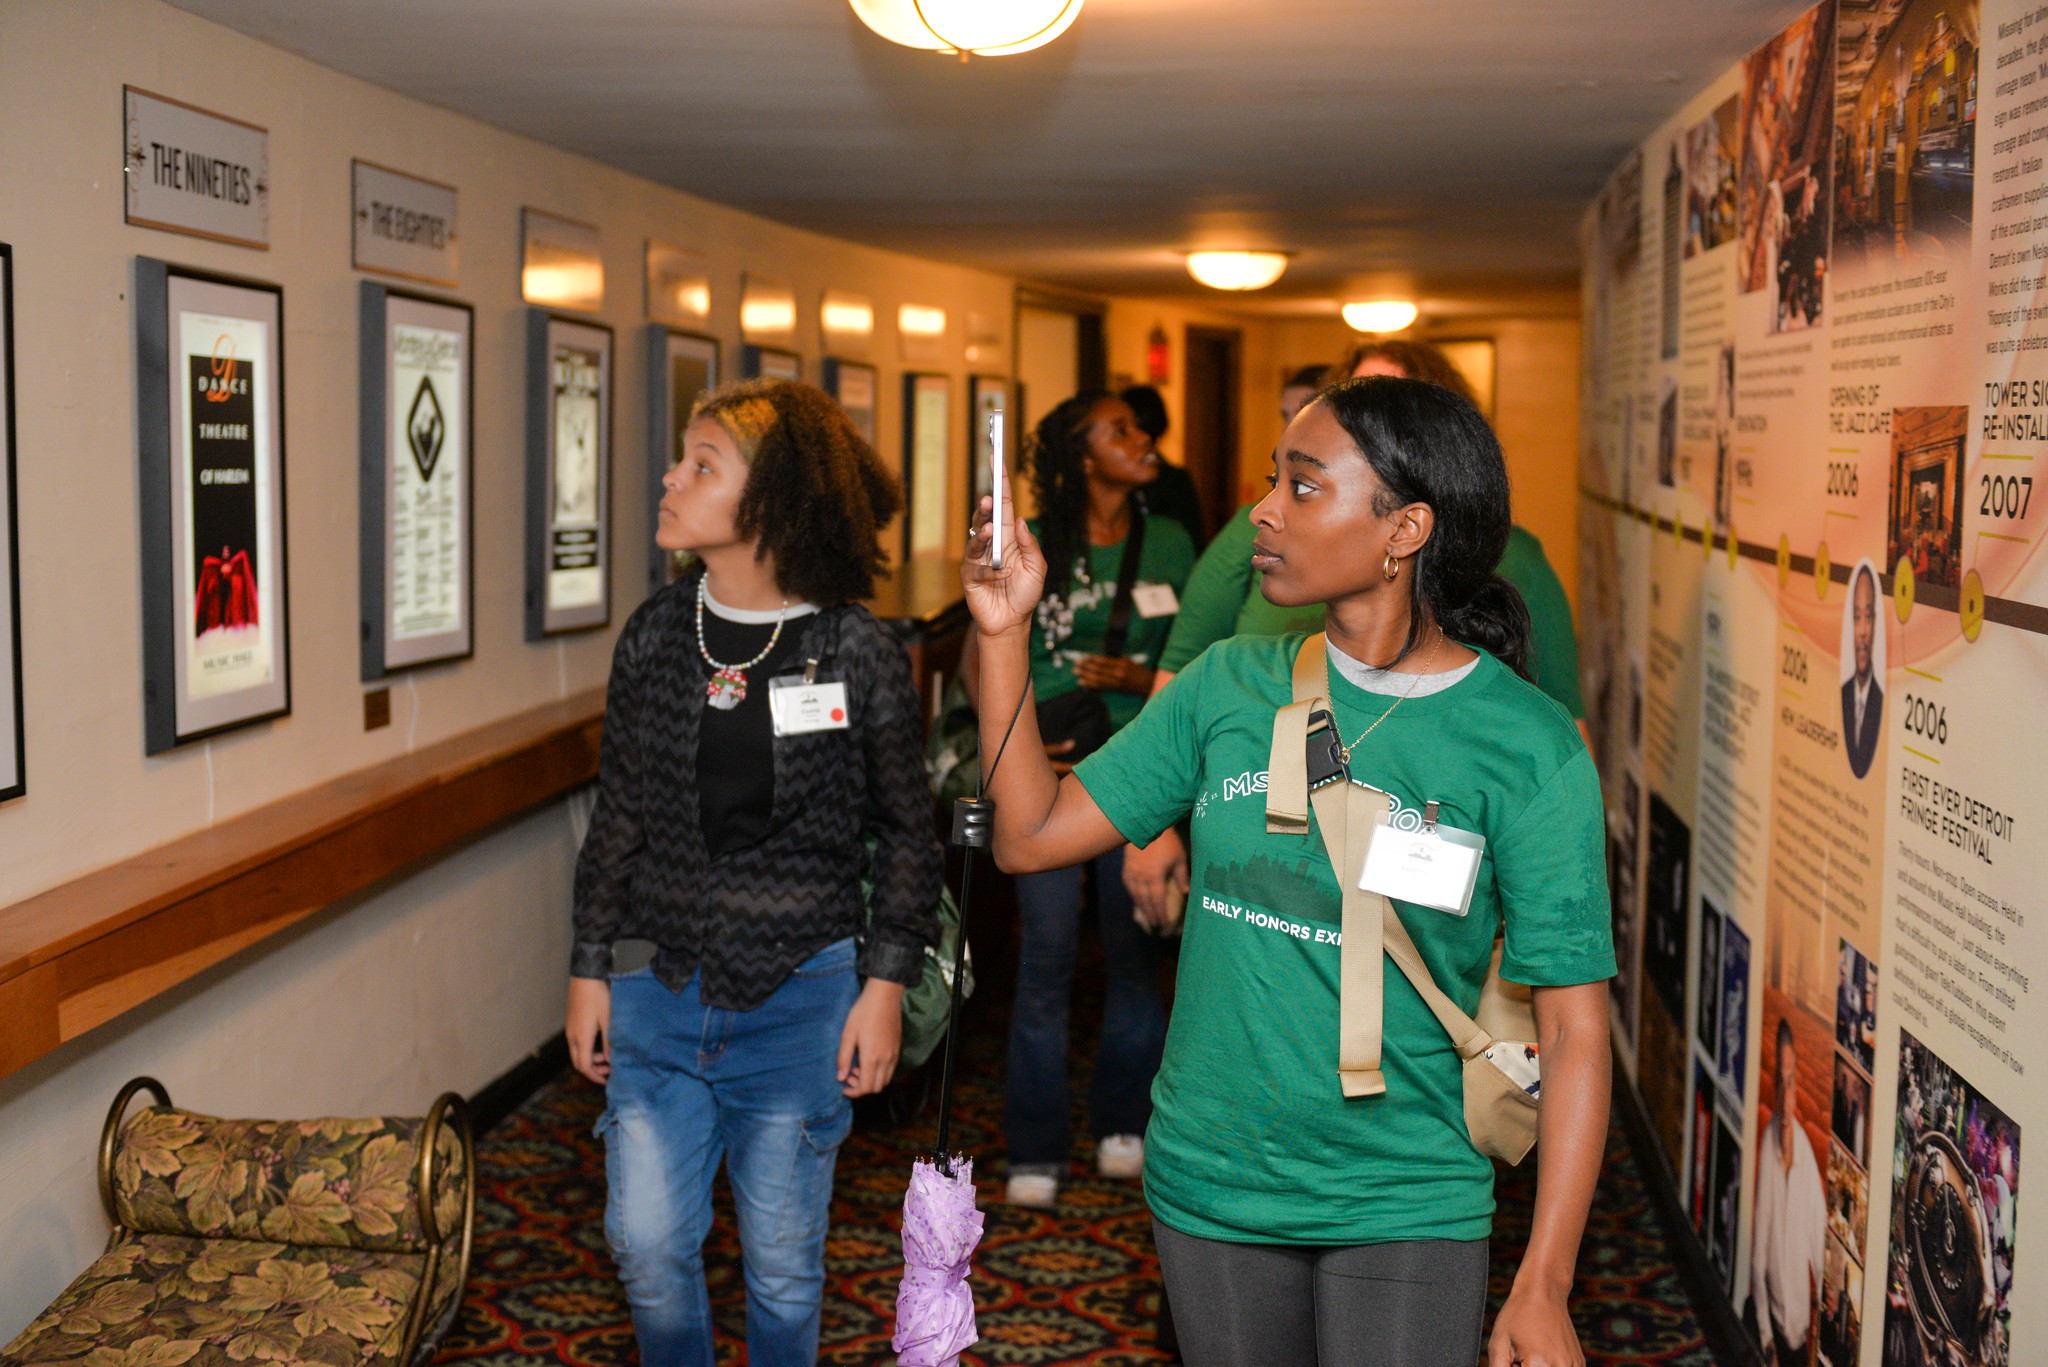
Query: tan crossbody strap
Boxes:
[{"xmin": 1265, "ymin": 634, "xmax": 1494, "ymax": 1094}]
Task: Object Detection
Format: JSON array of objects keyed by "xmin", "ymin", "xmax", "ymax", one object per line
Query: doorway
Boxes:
[{"xmin": 1182, "ymin": 325, "xmax": 1241, "ymax": 538}]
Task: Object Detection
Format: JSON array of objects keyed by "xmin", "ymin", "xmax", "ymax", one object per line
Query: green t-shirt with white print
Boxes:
[
  {"xmin": 1073, "ymin": 634, "xmax": 1613, "ymax": 1245},
  {"xmin": 1026, "ymin": 513, "xmax": 1197, "ymax": 732}
]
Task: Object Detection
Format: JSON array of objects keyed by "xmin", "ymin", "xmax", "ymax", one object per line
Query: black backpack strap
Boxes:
[{"xmin": 1099, "ymin": 500, "xmax": 1149, "ymax": 659}]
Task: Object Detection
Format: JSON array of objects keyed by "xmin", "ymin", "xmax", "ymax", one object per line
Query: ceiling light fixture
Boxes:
[
  {"xmin": 1341, "ymin": 299, "xmax": 1419, "ymax": 333},
  {"xmin": 1185, "ymin": 251, "xmax": 1289, "ymax": 291},
  {"xmin": 849, "ymin": 0, "xmax": 1084, "ymax": 57}
]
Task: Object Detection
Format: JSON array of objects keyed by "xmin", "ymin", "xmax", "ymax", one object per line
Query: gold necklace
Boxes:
[{"xmin": 1338, "ymin": 630, "xmax": 1444, "ymax": 763}]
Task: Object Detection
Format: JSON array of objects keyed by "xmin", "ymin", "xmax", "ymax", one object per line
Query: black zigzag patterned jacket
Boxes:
[{"xmin": 570, "ymin": 574, "xmax": 944, "ymax": 1010}]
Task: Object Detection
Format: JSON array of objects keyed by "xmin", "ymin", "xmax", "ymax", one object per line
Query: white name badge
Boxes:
[
  {"xmin": 1131, "ymin": 582, "xmax": 1179, "ymax": 618},
  {"xmin": 769, "ymin": 677, "xmax": 850, "ymax": 735},
  {"xmin": 1357, "ymin": 808, "xmax": 1485, "ymax": 916}
]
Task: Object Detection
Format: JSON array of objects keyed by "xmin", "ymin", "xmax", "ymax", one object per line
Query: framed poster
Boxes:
[
  {"xmin": 823, "ymin": 357, "xmax": 877, "ymax": 447},
  {"xmin": 134, "ymin": 258, "xmax": 290, "ymax": 754},
  {"xmin": 644, "ymin": 326, "xmax": 719, "ymax": 592},
  {"xmin": 526, "ymin": 310, "xmax": 612, "ymax": 637},
  {"xmin": 968, "ymin": 374, "xmax": 1006, "ymax": 529},
  {"xmin": 902, "ymin": 372, "xmax": 950, "ymax": 560},
  {"xmin": 741, "ymin": 344, "xmax": 800, "ymax": 381},
  {"xmin": 359, "ymin": 283, "xmax": 473, "ymax": 679},
  {"xmin": 0, "ymin": 245, "xmax": 21, "ymax": 801}
]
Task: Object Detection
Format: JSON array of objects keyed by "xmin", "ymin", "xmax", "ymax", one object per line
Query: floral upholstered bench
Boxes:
[{"xmin": 1, "ymin": 1077, "xmax": 475, "ymax": 1367}]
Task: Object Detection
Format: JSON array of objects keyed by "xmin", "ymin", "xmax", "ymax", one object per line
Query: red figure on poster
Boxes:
[{"xmin": 195, "ymin": 547, "xmax": 258, "ymax": 632}]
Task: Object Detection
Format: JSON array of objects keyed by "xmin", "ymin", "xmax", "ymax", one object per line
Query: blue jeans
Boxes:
[
  {"xmin": 598, "ymin": 937, "xmax": 858, "ymax": 1367},
  {"xmin": 1005, "ymin": 846, "xmax": 1166, "ymax": 1165}
]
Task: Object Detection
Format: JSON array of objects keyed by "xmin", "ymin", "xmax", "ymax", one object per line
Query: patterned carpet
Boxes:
[{"xmin": 430, "ymin": 996, "xmax": 1714, "ymax": 1367}]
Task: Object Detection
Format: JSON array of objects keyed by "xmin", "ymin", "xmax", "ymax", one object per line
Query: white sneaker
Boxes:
[
  {"xmin": 1097, "ymin": 1133, "xmax": 1145, "ymax": 1178},
  {"xmin": 1005, "ymin": 1167, "xmax": 1060, "ymax": 1208}
]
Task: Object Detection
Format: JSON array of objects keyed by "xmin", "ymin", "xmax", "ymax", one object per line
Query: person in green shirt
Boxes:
[
  {"xmin": 1129, "ymin": 340, "xmax": 1586, "ymax": 930},
  {"xmin": 990, "ymin": 389, "xmax": 1196, "ymax": 1209},
  {"xmin": 962, "ymin": 376, "xmax": 1614, "ymax": 1367}
]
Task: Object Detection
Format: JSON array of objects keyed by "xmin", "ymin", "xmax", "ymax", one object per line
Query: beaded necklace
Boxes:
[{"xmin": 696, "ymin": 577, "xmax": 789, "ymax": 710}]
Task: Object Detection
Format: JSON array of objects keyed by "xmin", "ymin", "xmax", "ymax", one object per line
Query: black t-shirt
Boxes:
[{"xmin": 695, "ymin": 609, "xmax": 811, "ymax": 859}]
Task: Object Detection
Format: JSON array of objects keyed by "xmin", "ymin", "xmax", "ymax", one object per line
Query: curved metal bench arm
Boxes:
[
  {"xmin": 398, "ymin": 1091, "xmax": 476, "ymax": 1367},
  {"xmin": 98, "ymin": 1076, "xmax": 172, "ymax": 1227}
]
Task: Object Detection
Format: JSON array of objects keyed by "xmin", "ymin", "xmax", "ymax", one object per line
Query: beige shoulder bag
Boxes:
[{"xmin": 1264, "ymin": 633, "xmax": 1542, "ymax": 1164}]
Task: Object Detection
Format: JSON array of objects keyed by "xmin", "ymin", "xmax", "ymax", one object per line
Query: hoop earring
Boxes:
[{"xmin": 1383, "ymin": 551, "xmax": 1401, "ymax": 582}]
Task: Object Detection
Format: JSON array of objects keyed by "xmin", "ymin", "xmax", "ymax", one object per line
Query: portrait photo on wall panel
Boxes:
[
  {"xmin": 645, "ymin": 326, "xmax": 718, "ymax": 593},
  {"xmin": 134, "ymin": 258, "xmax": 290, "ymax": 755},
  {"xmin": 359, "ymin": 283, "xmax": 473, "ymax": 680},
  {"xmin": 0, "ymin": 244, "xmax": 21, "ymax": 801},
  {"xmin": 822, "ymin": 358, "xmax": 878, "ymax": 447},
  {"xmin": 526, "ymin": 310, "xmax": 612, "ymax": 638}
]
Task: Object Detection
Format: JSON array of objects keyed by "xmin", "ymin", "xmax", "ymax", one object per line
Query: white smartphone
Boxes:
[{"xmin": 987, "ymin": 410, "xmax": 1005, "ymax": 569}]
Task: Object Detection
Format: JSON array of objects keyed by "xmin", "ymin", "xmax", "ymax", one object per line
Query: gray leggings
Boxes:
[{"xmin": 1153, "ymin": 1220, "xmax": 1490, "ymax": 1367}]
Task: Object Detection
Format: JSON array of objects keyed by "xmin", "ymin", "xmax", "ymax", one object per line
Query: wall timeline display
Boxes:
[
  {"xmin": 823, "ymin": 358, "xmax": 877, "ymax": 446},
  {"xmin": 1581, "ymin": 1, "xmax": 2044, "ymax": 1362},
  {"xmin": 903, "ymin": 372, "xmax": 950, "ymax": 559},
  {"xmin": 0, "ymin": 245, "xmax": 21, "ymax": 801},
  {"xmin": 351, "ymin": 160, "xmax": 457, "ymax": 288},
  {"xmin": 644, "ymin": 327, "xmax": 718, "ymax": 592},
  {"xmin": 134, "ymin": 259, "xmax": 289, "ymax": 753},
  {"xmin": 123, "ymin": 87, "xmax": 268, "ymax": 250},
  {"xmin": 359, "ymin": 284, "xmax": 472, "ymax": 678},
  {"xmin": 741, "ymin": 344, "xmax": 800, "ymax": 382},
  {"xmin": 969, "ymin": 375, "xmax": 1006, "ymax": 529},
  {"xmin": 526, "ymin": 311, "xmax": 611, "ymax": 637}
]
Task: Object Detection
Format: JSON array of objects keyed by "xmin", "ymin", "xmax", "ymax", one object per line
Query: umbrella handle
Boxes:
[{"xmin": 934, "ymin": 799, "xmax": 992, "ymax": 1174}]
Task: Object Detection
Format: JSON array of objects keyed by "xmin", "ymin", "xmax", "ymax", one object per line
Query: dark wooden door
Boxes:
[{"xmin": 1182, "ymin": 325, "xmax": 1241, "ymax": 540}]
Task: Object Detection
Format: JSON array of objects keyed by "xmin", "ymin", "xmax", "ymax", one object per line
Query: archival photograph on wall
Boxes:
[
  {"xmin": 135, "ymin": 258, "xmax": 290, "ymax": 754},
  {"xmin": 359, "ymin": 284, "xmax": 472, "ymax": 678},
  {"xmin": 526, "ymin": 311, "xmax": 611, "ymax": 637}
]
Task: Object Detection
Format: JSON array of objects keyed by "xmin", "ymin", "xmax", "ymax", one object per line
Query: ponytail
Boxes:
[{"xmin": 1314, "ymin": 376, "xmax": 1535, "ymax": 680}]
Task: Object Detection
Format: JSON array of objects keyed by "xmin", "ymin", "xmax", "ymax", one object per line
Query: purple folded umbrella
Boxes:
[{"xmin": 891, "ymin": 1157, "xmax": 983, "ymax": 1367}]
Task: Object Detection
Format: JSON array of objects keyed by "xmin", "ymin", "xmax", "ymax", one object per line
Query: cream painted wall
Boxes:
[
  {"xmin": 0, "ymin": 0, "xmax": 1013, "ymax": 1340},
  {"xmin": 1268, "ymin": 317, "xmax": 1584, "ymax": 611}
]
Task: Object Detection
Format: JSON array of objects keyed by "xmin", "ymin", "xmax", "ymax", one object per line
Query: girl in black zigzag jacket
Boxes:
[{"xmin": 566, "ymin": 379, "xmax": 942, "ymax": 1367}]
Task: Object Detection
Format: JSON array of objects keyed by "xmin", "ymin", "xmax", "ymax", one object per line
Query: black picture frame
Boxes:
[
  {"xmin": 359, "ymin": 283, "xmax": 475, "ymax": 680},
  {"xmin": 822, "ymin": 357, "xmax": 878, "ymax": 447},
  {"xmin": 526, "ymin": 309, "xmax": 614, "ymax": 638},
  {"xmin": 135, "ymin": 257, "xmax": 291, "ymax": 755},
  {"xmin": 644, "ymin": 326, "xmax": 719, "ymax": 594},
  {"xmin": 741, "ymin": 344, "xmax": 801, "ymax": 381},
  {"xmin": 901, "ymin": 371, "xmax": 950, "ymax": 562},
  {"xmin": 0, "ymin": 244, "xmax": 22, "ymax": 801}
]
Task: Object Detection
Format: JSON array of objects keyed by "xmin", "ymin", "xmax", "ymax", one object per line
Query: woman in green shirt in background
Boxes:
[
  {"xmin": 1126, "ymin": 340, "xmax": 1585, "ymax": 930},
  {"xmin": 993, "ymin": 389, "xmax": 1196, "ymax": 1209},
  {"xmin": 962, "ymin": 375, "xmax": 1613, "ymax": 1367}
]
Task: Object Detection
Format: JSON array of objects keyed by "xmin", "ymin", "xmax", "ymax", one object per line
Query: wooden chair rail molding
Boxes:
[{"xmin": 0, "ymin": 690, "xmax": 605, "ymax": 1083}]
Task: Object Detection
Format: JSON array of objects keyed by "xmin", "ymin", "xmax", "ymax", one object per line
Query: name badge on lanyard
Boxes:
[
  {"xmin": 1357, "ymin": 800, "xmax": 1485, "ymax": 916},
  {"xmin": 769, "ymin": 665, "xmax": 850, "ymax": 736}
]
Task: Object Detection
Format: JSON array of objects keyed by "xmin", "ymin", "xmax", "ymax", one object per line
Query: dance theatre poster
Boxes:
[
  {"xmin": 138, "ymin": 261, "xmax": 288, "ymax": 753},
  {"xmin": 1582, "ymin": 1, "xmax": 2041, "ymax": 1363}
]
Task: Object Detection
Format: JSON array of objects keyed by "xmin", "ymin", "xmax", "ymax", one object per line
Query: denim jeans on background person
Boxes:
[
  {"xmin": 1005, "ymin": 846, "xmax": 1167, "ymax": 1166},
  {"xmin": 598, "ymin": 937, "xmax": 859, "ymax": 1367}
]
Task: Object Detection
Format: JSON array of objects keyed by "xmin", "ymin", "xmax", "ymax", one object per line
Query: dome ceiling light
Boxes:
[
  {"xmin": 1185, "ymin": 251, "xmax": 1289, "ymax": 291},
  {"xmin": 849, "ymin": 0, "xmax": 1084, "ymax": 57},
  {"xmin": 1341, "ymin": 299, "xmax": 1419, "ymax": 333}
]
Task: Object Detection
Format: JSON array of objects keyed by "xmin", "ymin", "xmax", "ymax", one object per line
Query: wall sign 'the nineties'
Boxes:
[{"xmin": 123, "ymin": 86, "xmax": 269, "ymax": 250}]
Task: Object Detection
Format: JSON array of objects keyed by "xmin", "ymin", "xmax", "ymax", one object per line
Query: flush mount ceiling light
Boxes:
[
  {"xmin": 850, "ymin": 0, "xmax": 1084, "ymax": 56},
  {"xmin": 1341, "ymin": 299, "xmax": 1420, "ymax": 333},
  {"xmin": 1185, "ymin": 251, "xmax": 1289, "ymax": 291}
]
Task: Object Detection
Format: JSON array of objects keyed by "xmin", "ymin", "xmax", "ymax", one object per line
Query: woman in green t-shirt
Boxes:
[
  {"xmin": 991, "ymin": 390, "xmax": 1195, "ymax": 1209},
  {"xmin": 962, "ymin": 376, "xmax": 1614, "ymax": 1367}
]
